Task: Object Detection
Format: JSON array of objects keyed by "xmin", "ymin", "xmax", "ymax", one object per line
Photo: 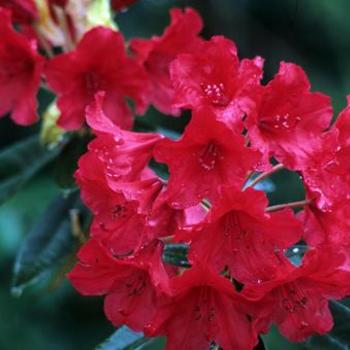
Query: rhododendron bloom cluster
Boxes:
[
  {"xmin": 2, "ymin": 2, "xmax": 350, "ymax": 349},
  {"xmin": 67, "ymin": 9, "xmax": 350, "ymax": 349}
]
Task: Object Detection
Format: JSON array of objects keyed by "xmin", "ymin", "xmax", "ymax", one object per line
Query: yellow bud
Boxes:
[
  {"xmin": 86, "ymin": 0, "xmax": 118, "ymax": 31},
  {"xmin": 40, "ymin": 102, "xmax": 65, "ymax": 149}
]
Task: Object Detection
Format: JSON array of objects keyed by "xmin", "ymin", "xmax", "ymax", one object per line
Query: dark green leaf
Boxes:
[
  {"xmin": 11, "ymin": 193, "xmax": 83, "ymax": 295},
  {"xmin": 254, "ymin": 337, "xmax": 267, "ymax": 350},
  {"xmin": 96, "ymin": 326, "xmax": 149, "ymax": 350},
  {"xmin": 53, "ymin": 133, "xmax": 91, "ymax": 191},
  {"xmin": 0, "ymin": 135, "xmax": 62, "ymax": 205},
  {"xmin": 163, "ymin": 243, "xmax": 190, "ymax": 267},
  {"xmin": 305, "ymin": 300, "xmax": 350, "ymax": 349},
  {"xmin": 149, "ymin": 158, "xmax": 169, "ymax": 180},
  {"xmin": 135, "ymin": 337, "xmax": 165, "ymax": 350}
]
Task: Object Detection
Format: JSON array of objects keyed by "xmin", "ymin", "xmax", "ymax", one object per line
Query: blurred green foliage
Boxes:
[{"xmin": 1, "ymin": 0, "xmax": 350, "ymax": 349}]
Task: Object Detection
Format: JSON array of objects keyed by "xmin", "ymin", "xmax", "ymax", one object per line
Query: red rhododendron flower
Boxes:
[
  {"xmin": 60, "ymin": 6, "xmax": 350, "ymax": 349},
  {"xmin": 333, "ymin": 96, "xmax": 350, "ymax": 171},
  {"xmin": 299, "ymin": 131, "xmax": 344, "ymax": 211},
  {"xmin": 130, "ymin": 8, "xmax": 203, "ymax": 115},
  {"xmin": 244, "ymin": 248, "xmax": 350, "ymax": 342},
  {"xmin": 83, "ymin": 93, "xmax": 162, "ymax": 183},
  {"xmin": 170, "ymin": 35, "xmax": 263, "ymax": 131},
  {"xmin": 146, "ymin": 265, "xmax": 258, "ymax": 350},
  {"xmin": 296, "ymin": 100, "xmax": 350, "ymax": 215},
  {"xmin": 177, "ymin": 187, "xmax": 302, "ymax": 283},
  {"xmin": 45, "ymin": 27, "xmax": 149, "ymax": 130},
  {"xmin": 79, "ymin": 177, "xmax": 149, "ymax": 256},
  {"xmin": 0, "ymin": 8, "xmax": 43, "ymax": 125},
  {"xmin": 246, "ymin": 62, "xmax": 332, "ymax": 169},
  {"xmin": 68, "ymin": 239, "xmax": 171, "ymax": 331},
  {"xmin": 299, "ymin": 201, "xmax": 350, "ymax": 247},
  {"xmin": 297, "ymin": 109, "xmax": 350, "ymax": 211},
  {"xmin": 155, "ymin": 108, "xmax": 261, "ymax": 208},
  {"xmin": 76, "ymin": 96, "xmax": 166, "ymax": 254},
  {"xmin": 0, "ymin": 0, "xmax": 38, "ymax": 24}
]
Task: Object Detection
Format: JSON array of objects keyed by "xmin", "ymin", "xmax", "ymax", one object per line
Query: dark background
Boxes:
[{"xmin": 1, "ymin": 0, "xmax": 349, "ymax": 348}]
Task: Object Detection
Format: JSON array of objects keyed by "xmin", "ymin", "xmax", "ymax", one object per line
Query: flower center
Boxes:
[
  {"xmin": 111, "ymin": 204, "xmax": 128, "ymax": 219},
  {"xmin": 223, "ymin": 213, "xmax": 247, "ymax": 238},
  {"xmin": 125, "ymin": 272, "xmax": 147, "ymax": 297},
  {"xmin": 84, "ymin": 70, "xmax": 103, "ymax": 95},
  {"xmin": 258, "ymin": 113, "xmax": 301, "ymax": 132},
  {"xmin": 192, "ymin": 288, "xmax": 216, "ymax": 322},
  {"xmin": 201, "ymin": 82, "xmax": 230, "ymax": 106},
  {"xmin": 279, "ymin": 283, "xmax": 309, "ymax": 314},
  {"xmin": 198, "ymin": 142, "xmax": 220, "ymax": 171}
]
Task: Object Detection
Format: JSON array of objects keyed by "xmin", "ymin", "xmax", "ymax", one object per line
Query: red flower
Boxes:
[
  {"xmin": 45, "ymin": 27, "xmax": 149, "ymax": 130},
  {"xmin": 325, "ymin": 97, "xmax": 350, "ymax": 177},
  {"xmin": 130, "ymin": 8, "xmax": 203, "ymax": 116},
  {"xmin": 146, "ymin": 265, "xmax": 258, "ymax": 350},
  {"xmin": 68, "ymin": 239, "xmax": 171, "ymax": 331},
  {"xmin": 300, "ymin": 201, "xmax": 350, "ymax": 247},
  {"xmin": 243, "ymin": 248, "xmax": 350, "ymax": 342},
  {"xmin": 177, "ymin": 187, "xmax": 302, "ymax": 283},
  {"xmin": 0, "ymin": 8, "xmax": 43, "ymax": 125},
  {"xmin": 246, "ymin": 62, "xmax": 332, "ymax": 169},
  {"xmin": 170, "ymin": 35, "xmax": 263, "ymax": 131},
  {"xmin": 297, "ymin": 99, "xmax": 350, "ymax": 213},
  {"xmin": 295, "ymin": 112, "xmax": 350, "ymax": 212},
  {"xmin": 84, "ymin": 93, "xmax": 162, "ymax": 183},
  {"xmin": 300, "ymin": 131, "xmax": 344, "ymax": 211},
  {"xmin": 0, "ymin": 0, "xmax": 38, "ymax": 24},
  {"xmin": 76, "ymin": 94, "xmax": 167, "ymax": 255},
  {"xmin": 154, "ymin": 108, "xmax": 261, "ymax": 208},
  {"xmin": 111, "ymin": 0, "xmax": 137, "ymax": 11},
  {"xmin": 79, "ymin": 174, "xmax": 149, "ymax": 256}
]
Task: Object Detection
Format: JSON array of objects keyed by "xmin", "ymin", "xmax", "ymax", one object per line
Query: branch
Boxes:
[{"xmin": 265, "ymin": 199, "xmax": 311, "ymax": 212}]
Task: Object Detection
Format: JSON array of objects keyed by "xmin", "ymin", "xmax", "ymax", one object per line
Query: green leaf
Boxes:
[
  {"xmin": 0, "ymin": 135, "xmax": 62, "ymax": 206},
  {"xmin": 11, "ymin": 193, "xmax": 82, "ymax": 296},
  {"xmin": 305, "ymin": 300, "xmax": 350, "ymax": 349},
  {"xmin": 135, "ymin": 338, "xmax": 165, "ymax": 350},
  {"xmin": 53, "ymin": 133, "xmax": 90, "ymax": 191},
  {"xmin": 96, "ymin": 326, "xmax": 149, "ymax": 350},
  {"xmin": 254, "ymin": 337, "xmax": 268, "ymax": 350},
  {"xmin": 263, "ymin": 325, "xmax": 303, "ymax": 350},
  {"xmin": 163, "ymin": 243, "xmax": 190, "ymax": 267},
  {"xmin": 149, "ymin": 159, "xmax": 168, "ymax": 180}
]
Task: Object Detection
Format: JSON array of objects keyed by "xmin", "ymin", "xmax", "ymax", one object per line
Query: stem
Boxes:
[
  {"xmin": 265, "ymin": 199, "xmax": 311, "ymax": 212},
  {"xmin": 244, "ymin": 163, "xmax": 284, "ymax": 190}
]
